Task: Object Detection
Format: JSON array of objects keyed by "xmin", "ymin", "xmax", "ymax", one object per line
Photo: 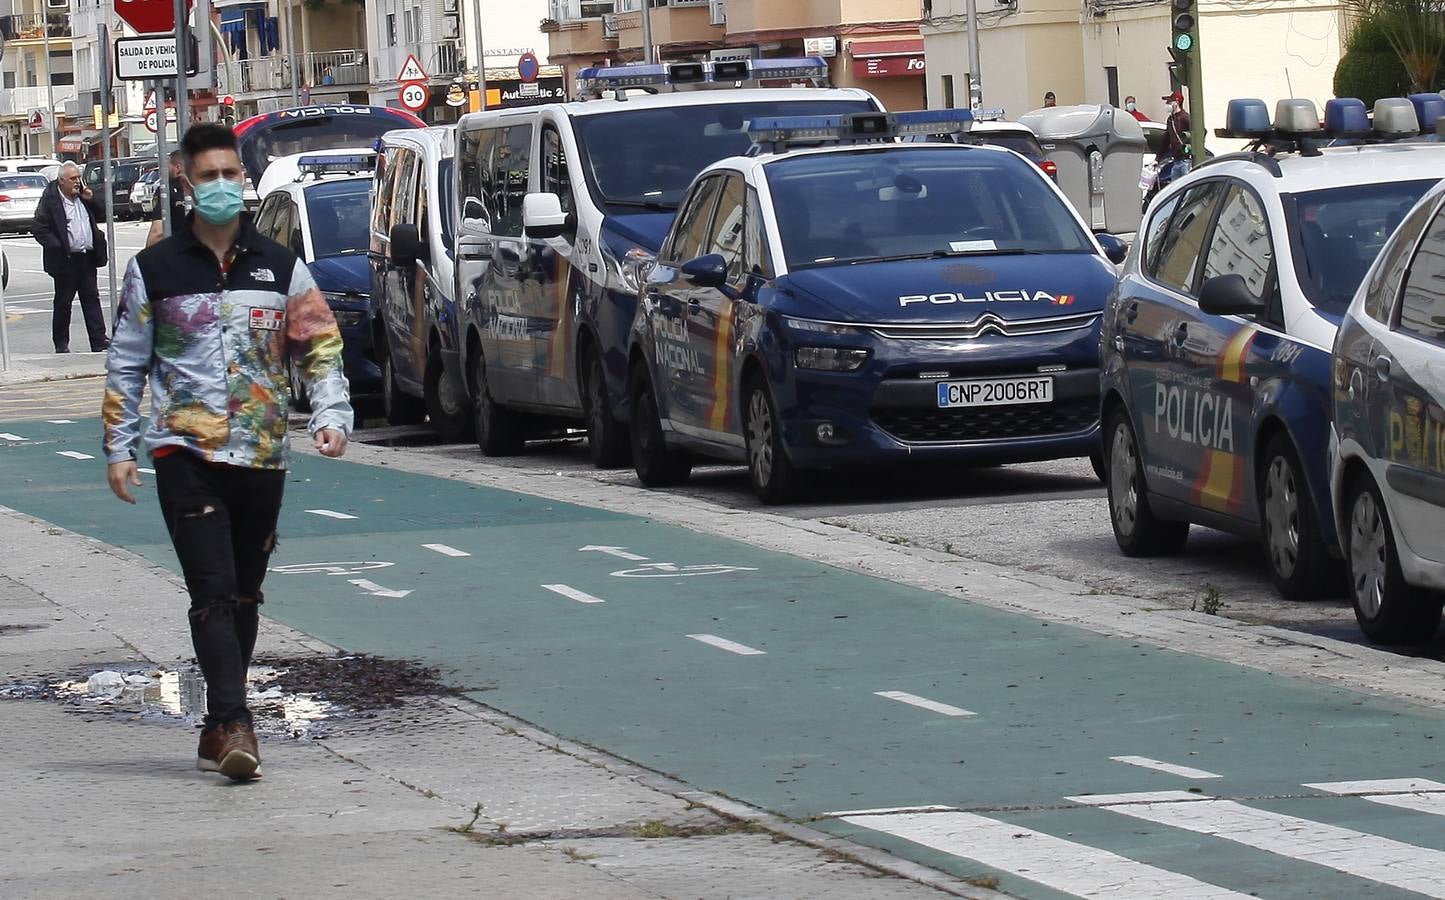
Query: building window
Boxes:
[
  {"xmin": 2, "ymin": 72, "xmax": 13, "ymax": 89},
  {"xmin": 51, "ymin": 72, "xmax": 73, "ymax": 86},
  {"xmin": 386, "ymin": 13, "xmax": 397, "ymax": 47},
  {"xmin": 941, "ymin": 74, "xmax": 954, "ymax": 109},
  {"xmin": 1105, "ymin": 66, "xmax": 1119, "ymax": 108}
]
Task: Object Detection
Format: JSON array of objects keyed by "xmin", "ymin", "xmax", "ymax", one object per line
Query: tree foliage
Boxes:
[{"xmin": 1339, "ymin": 0, "xmax": 1445, "ymax": 92}]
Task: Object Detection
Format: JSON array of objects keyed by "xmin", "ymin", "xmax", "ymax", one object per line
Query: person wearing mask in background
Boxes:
[
  {"xmin": 1043, "ymin": 91, "xmax": 1057, "ymax": 108},
  {"xmin": 102, "ymin": 123, "xmax": 353, "ymax": 782},
  {"xmin": 146, "ymin": 150, "xmax": 189, "ymax": 248},
  {"xmin": 1124, "ymin": 95, "xmax": 1150, "ymax": 122},
  {"xmin": 33, "ymin": 161, "xmax": 109, "ymax": 354},
  {"xmin": 1156, "ymin": 90, "xmax": 1193, "ymax": 184}
]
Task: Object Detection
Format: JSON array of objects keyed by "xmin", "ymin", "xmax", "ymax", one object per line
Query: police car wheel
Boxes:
[
  {"xmin": 424, "ymin": 350, "xmax": 471, "ymax": 442},
  {"xmin": 1105, "ymin": 408, "xmax": 1188, "ymax": 556},
  {"xmin": 471, "ymin": 353, "xmax": 523, "ymax": 457},
  {"xmin": 1259, "ymin": 436, "xmax": 1336, "ymax": 601},
  {"xmin": 288, "ymin": 358, "xmax": 311, "ymax": 414},
  {"xmin": 382, "ymin": 351, "xmax": 425, "ymax": 427},
  {"xmin": 744, "ymin": 379, "xmax": 797, "ymax": 505},
  {"xmin": 629, "ymin": 366, "xmax": 691, "ymax": 487},
  {"xmin": 1346, "ymin": 475, "xmax": 1443, "ymax": 644},
  {"xmin": 584, "ymin": 348, "xmax": 630, "ymax": 469}
]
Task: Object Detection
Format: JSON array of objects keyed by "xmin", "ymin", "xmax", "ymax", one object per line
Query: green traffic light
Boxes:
[{"xmin": 1174, "ymin": 32, "xmax": 1194, "ymax": 52}]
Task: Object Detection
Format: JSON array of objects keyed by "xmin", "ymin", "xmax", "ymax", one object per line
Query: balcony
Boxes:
[
  {"xmin": 0, "ymin": 13, "xmax": 71, "ymax": 42},
  {"xmin": 722, "ymin": 0, "xmax": 920, "ymax": 35},
  {"xmin": 619, "ymin": 1, "xmax": 722, "ymax": 47},
  {"xmin": 548, "ymin": 0, "xmax": 617, "ymax": 22},
  {"xmin": 237, "ymin": 50, "xmax": 369, "ymax": 95},
  {"xmin": 0, "ymin": 84, "xmax": 76, "ymax": 118},
  {"xmin": 546, "ymin": 17, "xmax": 615, "ymax": 58}
]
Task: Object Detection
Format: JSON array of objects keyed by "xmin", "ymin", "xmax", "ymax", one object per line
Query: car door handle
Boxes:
[
  {"xmin": 1374, "ymin": 355, "xmax": 1392, "ymax": 381},
  {"xmin": 1124, "ymin": 301, "xmax": 1139, "ymax": 324},
  {"xmin": 1172, "ymin": 322, "xmax": 1189, "ymax": 346}
]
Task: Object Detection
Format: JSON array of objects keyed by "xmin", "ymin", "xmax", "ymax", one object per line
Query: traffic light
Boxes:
[{"xmin": 1168, "ymin": 0, "xmax": 1197, "ymax": 86}]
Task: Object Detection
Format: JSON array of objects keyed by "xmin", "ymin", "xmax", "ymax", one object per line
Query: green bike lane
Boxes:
[{"xmin": 7, "ymin": 418, "xmax": 1445, "ymax": 899}]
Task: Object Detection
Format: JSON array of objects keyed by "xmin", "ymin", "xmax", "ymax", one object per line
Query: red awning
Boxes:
[{"xmin": 849, "ymin": 38, "xmax": 925, "ymax": 59}]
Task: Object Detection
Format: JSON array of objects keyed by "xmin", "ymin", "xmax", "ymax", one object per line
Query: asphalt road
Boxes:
[{"xmin": 0, "ymin": 221, "xmax": 152, "ymax": 356}]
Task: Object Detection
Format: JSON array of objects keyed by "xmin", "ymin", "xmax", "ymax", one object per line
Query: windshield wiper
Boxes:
[
  {"xmin": 852, "ymin": 248, "xmax": 1047, "ymax": 265},
  {"xmin": 604, "ymin": 198, "xmax": 678, "ymax": 212},
  {"xmin": 317, "ymin": 248, "xmax": 367, "ymax": 257}
]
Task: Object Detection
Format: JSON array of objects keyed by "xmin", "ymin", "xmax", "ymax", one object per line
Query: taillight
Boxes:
[
  {"xmin": 0, "ymin": 195, "xmax": 12, "ymax": 202},
  {"xmin": 1039, "ymin": 160, "xmax": 1058, "ymax": 179}
]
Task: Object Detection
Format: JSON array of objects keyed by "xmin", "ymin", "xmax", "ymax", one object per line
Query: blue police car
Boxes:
[
  {"xmin": 1100, "ymin": 96, "xmax": 1445, "ymax": 600},
  {"xmin": 627, "ymin": 110, "xmax": 1128, "ymax": 503}
]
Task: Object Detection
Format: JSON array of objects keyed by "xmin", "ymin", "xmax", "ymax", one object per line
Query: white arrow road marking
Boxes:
[
  {"xmin": 1070, "ymin": 790, "xmax": 1445, "ymax": 895},
  {"xmin": 841, "ymin": 811, "xmax": 1250, "ymax": 899},
  {"xmin": 874, "ymin": 691, "xmax": 975, "ymax": 717},
  {"xmin": 579, "ymin": 545, "xmax": 648, "ymax": 561},
  {"xmin": 46, "ymin": 419, "xmax": 76, "ymax": 424},
  {"xmin": 56, "ymin": 451, "xmax": 94, "ymax": 460},
  {"xmin": 0, "ymin": 433, "xmax": 27, "ymax": 441},
  {"xmin": 348, "ymin": 578, "xmax": 412, "ymax": 599},
  {"xmin": 422, "ymin": 543, "xmax": 470, "ymax": 557},
  {"xmin": 306, "ymin": 509, "xmax": 358, "ymax": 520},
  {"xmin": 686, "ymin": 633, "xmax": 766, "ymax": 656},
  {"xmin": 1110, "ymin": 756, "xmax": 1221, "ymax": 779},
  {"xmin": 1307, "ymin": 779, "xmax": 1445, "ymax": 816},
  {"xmin": 542, "ymin": 584, "xmax": 605, "ymax": 604}
]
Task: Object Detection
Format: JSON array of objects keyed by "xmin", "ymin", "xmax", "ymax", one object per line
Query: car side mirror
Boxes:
[
  {"xmin": 389, "ymin": 222, "xmax": 428, "ymax": 267},
  {"xmin": 680, "ymin": 253, "xmax": 728, "ymax": 288},
  {"xmin": 523, "ymin": 192, "xmax": 568, "ymax": 240},
  {"xmin": 1095, "ymin": 232, "xmax": 1128, "ymax": 264},
  {"xmin": 1199, "ymin": 274, "xmax": 1266, "ymax": 316}
]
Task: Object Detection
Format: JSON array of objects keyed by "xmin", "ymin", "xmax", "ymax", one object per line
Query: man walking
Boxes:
[
  {"xmin": 146, "ymin": 150, "xmax": 189, "ymax": 248},
  {"xmin": 102, "ymin": 123, "xmax": 353, "ymax": 781},
  {"xmin": 33, "ymin": 161, "xmax": 109, "ymax": 353}
]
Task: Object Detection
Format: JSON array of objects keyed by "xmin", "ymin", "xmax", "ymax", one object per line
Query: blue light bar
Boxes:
[
  {"xmin": 747, "ymin": 57, "xmax": 829, "ymax": 81},
  {"xmin": 296, "ymin": 153, "xmax": 374, "ymax": 174},
  {"xmin": 748, "ymin": 113, "xmax": 878, "ymax": 145},
  {"xmin": 1216, "ymin": 98, "xmax": 1271, "ymax": 138},
  {"xmin": 1323, "ymin": 98, "xmax": 1369, "ymax": 136},
  {"xmin": 892, "ymin": 108, "xmax": 977, "ymax": 136},
  {"xmin": 577, "ymin": 63, "xmax": 670, "ymax": 92},
  {"xmin": 1409, "ymin": 93, "xmax": 1445, "ymax": 132}
]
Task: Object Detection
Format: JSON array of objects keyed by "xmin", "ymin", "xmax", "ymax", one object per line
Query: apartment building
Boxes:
[
  {"xmin": 0, "ymin": 0, "xmax": 75, "ymax": 156},
  {"xmin": 367, "ymin": 0, "xmax": 547, "ymax": 122},
  {"xmin": 214, "ymin": 0, "xmax": 370, "ymax": 117},
  {"xmin": 544, "ymin": 0, "xmax": 927, "ymax": 112},
  {"xmin": 923, "ymin": 0, "xmax": 1346, "ymax": 149}
]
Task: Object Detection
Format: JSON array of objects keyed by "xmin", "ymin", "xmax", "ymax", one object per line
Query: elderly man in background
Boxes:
[{"xmin": 33, "ymin": 161, "xmax": 109, "ymax": 353}]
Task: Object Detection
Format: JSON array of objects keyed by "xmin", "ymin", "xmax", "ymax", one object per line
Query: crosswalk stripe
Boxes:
[
  {"xmin": 1110, "ymin": 756, "xmax": 1221, "ymax": 779},
  {"xmin": 1306, "ymin": 778, "xmax": 1445, "ymax": 816},
  {"xmin": 1070, "ymin": 790, "xmax": 1445, "ymax": 896},
  {"xmin": 841, "ymin": 811, "xmax": 1249, "ymax": 899}
]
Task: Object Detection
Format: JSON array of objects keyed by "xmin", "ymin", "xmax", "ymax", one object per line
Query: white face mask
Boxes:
[
  {"xmin": 1125, "ymin": 101, "xmax": 1137, "ymax": 111},
  {"xmin": 1169, "ymin": 102, "xmax": 1180, "ymax": 114}
]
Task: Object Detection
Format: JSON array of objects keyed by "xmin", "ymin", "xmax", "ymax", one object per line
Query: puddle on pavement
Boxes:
[{"xmin": 0, "ymin": 654, "xmax": 459, "ymax": 739}]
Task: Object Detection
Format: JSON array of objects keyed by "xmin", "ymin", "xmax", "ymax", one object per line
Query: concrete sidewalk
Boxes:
[
  {"xmin": 0, "ymin": 352, "xmax": 106, "ymax": 387},
  {"xmin": 0, "ymin": 508, "xmax": 987, "ymax": 899}
]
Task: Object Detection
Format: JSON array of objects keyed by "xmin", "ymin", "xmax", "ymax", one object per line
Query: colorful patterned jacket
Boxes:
[{"xmin": 102, "ymin": 218, "xmax": 353, "ymax": 469}]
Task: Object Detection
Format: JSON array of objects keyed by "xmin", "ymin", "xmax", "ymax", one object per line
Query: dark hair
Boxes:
[{"xmin": 180, "ymin": 122, "xmax": 238, "ymax": 172}]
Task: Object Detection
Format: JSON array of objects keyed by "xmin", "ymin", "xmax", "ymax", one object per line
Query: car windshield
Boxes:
[
  {"xmin": 766, "ymin": 147, "xmax": 1094, "ymax": 270},
  {"xmin": 0, "ymin": 175, "xmax": 46, "ymax": 191},
  {"xmin": 304, "ymin": 179, "xmax": 372, "ymax": 259},
  {"xmin": 572, "ymin": 98, "xmax": 876, "ymax": 210},
  {"xmin": 1289, "ymin": 178, "xmax": 1438, "ymax": 313}
]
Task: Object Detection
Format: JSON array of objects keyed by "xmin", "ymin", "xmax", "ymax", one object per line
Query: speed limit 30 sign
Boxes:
[{"xmin": 398, "ymin": 81, "xmax": 430, "ymax": 113}]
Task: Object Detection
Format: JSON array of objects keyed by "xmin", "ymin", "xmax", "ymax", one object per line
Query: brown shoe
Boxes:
[
  {"xmin": 217, "ymin": 721, "xmax": 261, "ymax": 781},
  {"xmin": 196, "ymin": 724, "xmax": 225, "ymax": 773}
]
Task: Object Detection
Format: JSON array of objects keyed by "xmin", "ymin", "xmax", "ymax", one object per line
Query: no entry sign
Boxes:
[{"xmin": 115, "ymin": 0, "xmax": 193, "ymax": 36}]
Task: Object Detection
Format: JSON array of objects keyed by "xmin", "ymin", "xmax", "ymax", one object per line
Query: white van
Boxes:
[
  {"xmin": 0, "ymin": 156, "xmax": 60, "ymax": 175},
  {"xmin": 450, "ymin": 59, "xmax": 880, "ymax": 464}
]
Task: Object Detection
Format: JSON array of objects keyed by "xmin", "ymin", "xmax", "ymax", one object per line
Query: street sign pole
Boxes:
[
  {"xmin": 99, "ymin": 25, "xmax": 118, "ymax": 322},
  {"xmin": 284, "ymin": 0, "xmax": 299, "ymax": 106},
  {"xmin": 965, "ymin": 0, "xmax": 982, "ymax": 109},
  {"xmin": 640, "ymin": 0, "xmax": 655, "ymax": 65},
  {"xmin": 41, "ymin": 12, "xmax": 57, "ymax": 155},
  {"xmin": 174, "ymin": 0, "xmax": 189, "ymax": 131},
  {"xmin": 0, "ymin": 236, "xmax": 10, "ymax": 372},
  {"xmin": 155, "ymin": 81, "xmax": 173, "ymax": 239}
]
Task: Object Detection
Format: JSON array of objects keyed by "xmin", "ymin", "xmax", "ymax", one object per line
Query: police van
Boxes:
[
  {"xmin": 452, "ymin": 58, "xmax": 882, "ymax": 464},
  {"xmin": 369, "ymin": 126, "xmax": 471, "ymax": 437},
  {"xmin": 1101, "ymin": 96, "xmax": 1445, "ymax": 601}
]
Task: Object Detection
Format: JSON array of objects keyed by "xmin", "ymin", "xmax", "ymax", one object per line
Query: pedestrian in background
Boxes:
[
  {"xmin": 146, "ymin": 150, "xmax": 189, "ymax": 248},
  {"xmin": 102, "ymin": 122, "xmax": 353, "ymax": 782},
  {"xmin": 1043, "ymin": 91, "xmax": 1057, "ymax": 108},
  {"xmin": 33, "ymin": 161, "xmax": 109, "ymax": 354},
  {"xmin": 1124, "ymin": 95, "xmax": 1150, "ymax": 122}
]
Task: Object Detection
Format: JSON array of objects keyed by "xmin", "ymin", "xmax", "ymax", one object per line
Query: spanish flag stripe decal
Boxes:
[
  {"xmin": 546, "ymin": 262, "xmax": 572, "ymax": 379},
  {"xmin": 708, "ymin": 300, "xmax": 734, "ymax": 432},
  {"xmin": 1189, "ymin": 326, "xmax": 1257, "ymax": 511}
]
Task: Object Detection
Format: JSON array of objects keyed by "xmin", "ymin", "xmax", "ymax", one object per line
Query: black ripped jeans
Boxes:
[{"xmin": 155, "ymin": 451, "xmax": 286, "ymax": 728}]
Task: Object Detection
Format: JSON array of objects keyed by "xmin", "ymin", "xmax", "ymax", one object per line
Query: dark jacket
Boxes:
[{"xmin": 33, "ymin": 181, "xmax": 108, "ymax": 276}]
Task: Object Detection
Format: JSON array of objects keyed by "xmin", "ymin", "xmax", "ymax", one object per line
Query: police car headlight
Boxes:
[
  {"xmin": 322, "ymin": 293, "xmax": 367, "ymax": 328},
  {"xmin": 602, "ymin": 243, "xmax": 654, "ymax": 295},
  {"xmin": 795, "ymin": 347, "xmax": 870, "ymax": 372},
  {"xmin": 781, "ymin": 316, "xmax": 864, "ymax": 336}
]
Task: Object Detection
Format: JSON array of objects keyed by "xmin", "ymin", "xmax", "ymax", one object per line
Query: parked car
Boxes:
[
  {"xmin": 1100, "ymin": 97, "xmax": 1445, "ymax": 601},
  {"xmin": 0, "ymin": 173, "xmax": 50, "ymax": 233},
  {"xmin": 130, "ymin": 168, "xmax": 161, "ymax": 216},
  {"xmin": 1331, "ymin": 179, "xmax": 1445, "ymax": 643},
  {"xmin": 907, "ymin": 120, "xmax": 1058, "ymax": 180},
  {"xmin": 82, "ymin": 157, "xmax": 153, "ymax": 219},
  {"xmin": 0, "ymin": 156, "xmax": 60, "ymax": 175}
]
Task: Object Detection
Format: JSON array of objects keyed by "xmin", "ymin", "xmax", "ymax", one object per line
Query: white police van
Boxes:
[
  {"xmin": 452, "ymin": 58, "xmax": 882, "ymax": 463},
  {"xmin": 369, "ymin": 126, "xmax": 471, "ymax": 438}
]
